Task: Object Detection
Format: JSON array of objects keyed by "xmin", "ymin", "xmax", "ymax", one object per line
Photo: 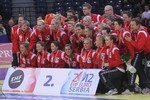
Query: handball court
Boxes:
[
  {"xmin": 0, "ymin": 91, "xmax": 150, "ymax": 100},
  {"xmin": 0, "ymin": 65, "xmax": 150, "ymax": 100}
]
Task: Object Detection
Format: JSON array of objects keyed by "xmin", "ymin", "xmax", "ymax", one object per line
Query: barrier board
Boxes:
[
  {"xmin": 0, "ymin": 43, "xmax": 12, "ymax": 64},
  {"xmin": 2, "ymin": 68, "xmax": 100, "ymax": 95}
]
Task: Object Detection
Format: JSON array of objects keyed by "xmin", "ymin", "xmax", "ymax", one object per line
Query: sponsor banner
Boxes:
[
  {"xmin": 2, "ymin": 68, "xmax": 100, "ymax": 95},
  {"xmin": 0, "ymin": 43, "xmax": 12, "ymax": 64},
  {"xmin": 0, "ymin": 68, "xmax": 8, "ymax": 80}
]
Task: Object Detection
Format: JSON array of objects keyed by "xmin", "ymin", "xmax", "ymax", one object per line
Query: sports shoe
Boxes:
[
  {"xmin": 142, "ymin": 88, "xmax": 150, "ymax": 94},
  {"xmin": 105, "ymin": 88, "xmax": 118, "ymax": 95},
  {"xmin": 122, "ymin": 89, "xmax": 134, "ymax": 95},
  {"xmin": 134, "ymin": 84, "xmax": 142, "ymax": 93}
]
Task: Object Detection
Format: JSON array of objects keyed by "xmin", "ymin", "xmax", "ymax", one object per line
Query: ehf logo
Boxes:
[{"xmin": 8, "ymin": 70, "xmax": 24, "ymax": 89}]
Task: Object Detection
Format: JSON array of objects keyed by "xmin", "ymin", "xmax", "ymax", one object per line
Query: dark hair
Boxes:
[
  {"xmin": 102, "ymin": 27, "xmax": 111, "ymax": 33},
  {"xmin": 75, "ymin": 24, "xmax": 85, "ymax": 30},
  {"xmin": 114, "ymin": 18, "xmax": 124, "ymax": 27},
  {"xmin": 105, "ymin": 34, "xmax": 117, "ymax": 43},
  {"xmin": 20, "ymin": 41, "xmax": 29, "ymax": 49},
  {"xmin": 67, "ymin": 10, "xmax": 75, "ymax": 15},
  {"xmin": 85, "ymin": 26, "xmax": 95, "ymax": 37},
  {"xmin": 0, "ymin": 20, "xmax": 3, "ymax": 24},
  {"xmin": 123, "ymin": 11, "xmax": 132, "ymax": 17},
  {"xmin": 65, "ymin": 44, "xmax": 74, "ymax": 60},
  {"xmin": 37, "ymin": 41, "xmax": 46, "ymax": 49},
  {"xmin": 72, "ymin": 15, "xmax": 78, "ymax": 22},
  {"xmin": 51, "ymin": 41, "xmax": 61, "ymax": 50},
  {"xmin": 131, "ymin": 18, "xmax": 141, "ymax": 25},
  {"xmin": 18, "ymin": 14, "xmax": 25, "ymax": 20},
  {"xmin": 82, "ymin": 3, "xmax": 92, "ymax": 9}
]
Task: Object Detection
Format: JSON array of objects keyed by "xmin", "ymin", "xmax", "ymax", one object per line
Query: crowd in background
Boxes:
[{"xmin": 0, "ymin": 1, "xmax": 150, "ymax": 96}]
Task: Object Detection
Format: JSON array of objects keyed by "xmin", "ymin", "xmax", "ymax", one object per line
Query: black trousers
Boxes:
[
  {"xmin": 99, "ymin": 68, "xmax": 124, "ymax": 92},
  {"xmin": 127, "ymin": 52, "xmax": 147, "ymax": 90},
  {"xmin": 12, "ymin": 53, "xmax": 19, "ymax": 67},
  {"xmin": 145, "ymin": 53, "xmax": 150, "ymax": 88}
]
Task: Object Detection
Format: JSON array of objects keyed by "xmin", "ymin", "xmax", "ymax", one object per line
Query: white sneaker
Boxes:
[
  {"xmin": 142, "ymin": 88, "xmax": 150, "ymax": 94},
  {"xmin": 105, "ymin": 88, "xmax": 118, "ymax": 95},
  {"xmin": 122, "ymin": 89, "xmax": 134, "ymax": 95}
]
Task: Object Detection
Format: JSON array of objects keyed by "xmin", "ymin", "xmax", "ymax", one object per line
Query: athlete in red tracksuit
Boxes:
[
  {"xmin": 34, "ymin": 20, "xmax": 53, "ymax": 51},
  {"xmin": 113, "ymin": 18, "xmax": 135, "ymax": 61},
  {"xmin": 11, "ymin": 16, "xmax": 25, "ymax": 66},
  {"xmin": 64, "ymin": 44, "xmax": 80, "ymax": 68},
  {"xmin": 99, "ymin": 35, "xmax": 125, "ymax": 95},
  {"xmin": 36, "ymin": 41, "xmax": 51, "ymax": 68},
  {"xmin": 51, "ymin": 19, "xmax": 69, "ymax": 50},
  {"xmin": 19, "ymin": 42, "xmax": 37, "ymax": 68},
  {"xmin": 124, "ymin": 19, "xmax": 150, "ymax": 93},
  {"xmin": 15, "ymin": 23, "xmax": 36, "ymax": 53},
  {"xmin": 80, "ymin": 38, "xmax": 97, "ymax": 68},
  {"xmin": 95, "ymin": 35, "xmax": 107, "ymax": 69},
  {"xmin": 82, "ymin": 3, "xmax": 106, "ymax": 25},
  {"xmin": 82, "ymin": 13, "xmax": 106, "ymax": 25},
  {"xmin": 20, "ymin": 52, "xmax": 37, "ymax": 68},
  {"xmin": 70, "ymin": 24, "xmax": 85, "ymax": 54},
  {"xmin": 50, "ymin": 41, "xmax": 66, "ymax": 68}
]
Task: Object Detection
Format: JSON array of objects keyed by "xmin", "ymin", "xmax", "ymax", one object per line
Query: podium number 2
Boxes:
[{"xmin": 44, "ymin": 75, "xmax": 52, "ymax": 86}]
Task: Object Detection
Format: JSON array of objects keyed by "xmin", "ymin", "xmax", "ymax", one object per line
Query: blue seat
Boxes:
[
  {"xmin": 107, "ymin": 0, "xmax": 116, "ymax": 5},
  {"xmin": 54, "ymin": 2, "xmax": 63, "ymax": 7},
  {"xmin": 0, "ymin": 35, "xmax": 10, "ymax": 43},
  {"xmin": 124, "ymin": 4, "xmax": 133, "ymax": 10}
]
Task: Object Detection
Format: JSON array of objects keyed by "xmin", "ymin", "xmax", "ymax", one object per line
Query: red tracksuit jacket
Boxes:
[
  {"xmin": 34, "ymin": 24, "xmax": 53, "ymax": 51},
  {"xmin": 52, "ymin": 29, "xmax": 69, "ymax": 50},
  {"xmin": 14, "ymin": 27, "xmax": 36, "ymax": 52},
  {"xmin": 95, "ymin": 45, "xmax": 107, "ymax": 69},
  {"xmin": 82, "ymin": 13, "xmax": 106, "ymax": 24},
  {"xmin": 37, "ymin": 51, "xmax": 51, "ymax": 68},
  {"xmin": 131, "ymin": 30, "xmax": 150, "ymax": 54},
  {"xmin": 106, "ymin": 44, "xmax": 125, "ymax": 71},
  {"xmin": 80, "ymin": 49, "xmax": 97, "ymax": 69},
  {"xmin": 50, "ymin": 50, "xmax": 66, "ymax": 68},
  {"xmin": 11, "ymin": 25, "xmax": 20, "ymax": 53},
  {"xmin": 64, "ymin": 53, "xmax": 80, "ymax": 68},
  {"xmin": 70, "ymin": 33, "xmax": 85, "ymax": 54},
  {"xmin": 124, "ymin": 22, "xmax": 130, "ymax": 31},
  {"xmin": 114, "ymin": 29, "xmax": 135, "ymax": 60},
  {"xmin": 19, "ymin": 52, "xmax": 37, "ymax": 68}
]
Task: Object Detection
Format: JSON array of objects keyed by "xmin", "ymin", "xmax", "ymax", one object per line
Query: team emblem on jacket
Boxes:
[
  {"xmin": 42, "ymin": 59, "xmax": 45, "ymax": 64},
  {"xmin": 57, "ymin": 37, "xmax": 60, "ymax": 42},
  {"xmin": 27, "ymin": 59, "xmax": 30, "ymax": 64},
  {"xmin": 55, "ymin": 57, "xmax": 59, "ymax": 63},
  {"xmin": 109, "ymin": 53, "xmax": 112, "ymax": 58},
  {"xmin": 100, "ymin": 53, "xmax": 105, "ymax": 60},
  {"xmin": 23, "ymin": 58, "xmax": 26, "ymax": 64},
  {"xmin": 19, "ymin": 35, "xmax": 22, "ymax": 41},
  {"xmin": 72, "ymin": 61, "xmax": 76, "ymax": 67},
  {"xmin": 45, "ymin": 35, "xmax": 50, "ymax": 40},
  {"xmin": 37, "ymin": 57, "xmax": 40, "ymax": 62},
  {"xmin": 82, "ymin": 56, "xmax": 86, "ymax": 62},
  {"xmin": 146, "ymin": 61, "xmax": 150, "ymax": 67},
  {"xmin": 87, "ymin": 57, "xmax": 91, "ymax": 63}
]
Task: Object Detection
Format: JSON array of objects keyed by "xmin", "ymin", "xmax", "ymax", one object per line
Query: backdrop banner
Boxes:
[
  {"xmin": 0, "ymin": 43, "xmax": 12, "ymax": 64},
  {"xmin": 2, "ymin": 68, "xmax": 100, "ymax": 96},
  {"xmin": 0, "ymin": 68, "xmax": 8, "ymax": 80}
]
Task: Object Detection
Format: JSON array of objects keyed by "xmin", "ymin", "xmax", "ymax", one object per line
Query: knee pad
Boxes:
[{"xmin": 146, "ymin": 61, "xmax": 150, "ymax": 68}]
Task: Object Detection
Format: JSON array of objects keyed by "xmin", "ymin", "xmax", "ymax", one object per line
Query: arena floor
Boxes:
[
  {"xmin": 0, "ymin": 65, "xmax": 150, "ymax": 100},
  {"xmin": 0, "ymin": 91, "xmax": 150, "ymax": 100}
]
